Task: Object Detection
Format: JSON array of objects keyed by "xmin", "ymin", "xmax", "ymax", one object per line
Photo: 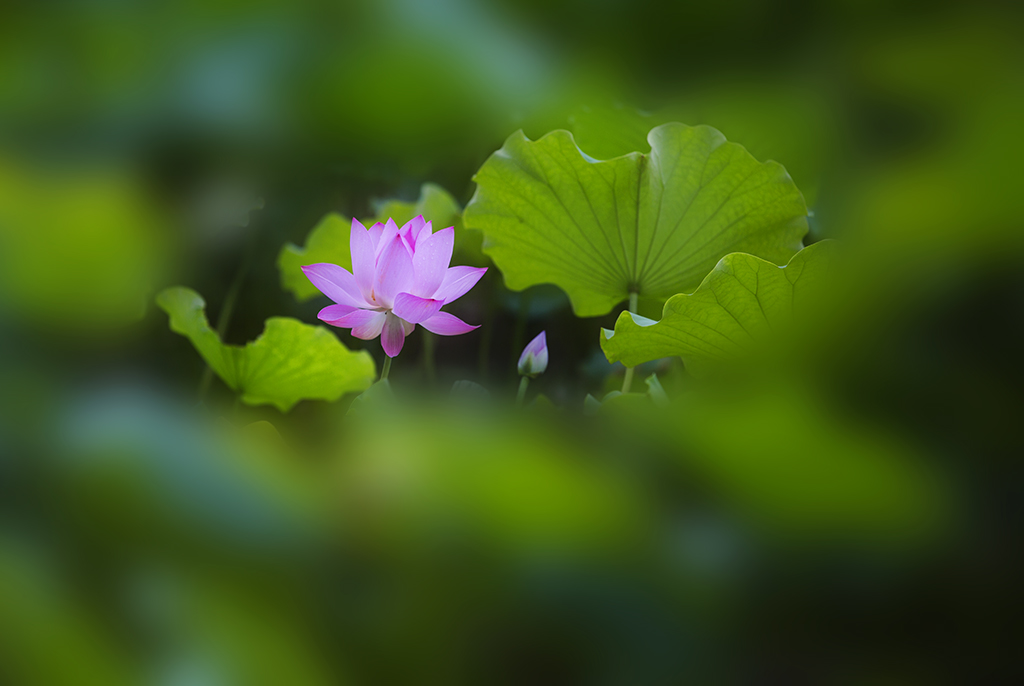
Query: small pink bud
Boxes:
[{"xmin": 517, "ymin": 331, "xmax": 548, "ymax": 378}]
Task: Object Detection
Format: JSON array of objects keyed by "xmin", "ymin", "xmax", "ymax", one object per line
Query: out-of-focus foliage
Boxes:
[
  {"xmin": 464, "ymin": 123, "xmax": 807, "ymax": 316},
  {"xmin": 1, "ymin": 0, "xmax": 1023, "ymax": 683},
  {"xmin": 569, "ymin": 83, "xmax": 835, "ymax": 206},
  {"xmin": 678, "ymin": 383, "xmax": 943, "ymax": 541},
  {"xmin": 586, "ymin": 371, "xmax": 669, "ymax": 412},
  {"xmin": 0, "ymin": 159, "xmax": 170, "ymax": 331},
  {"xmin": 568, "ymin": 106, "xmax": 659, "ymax": 163},
  {"xmin": 157, "ymin": 287, "xmax": 374, "ymax": 410},
  {"xmin": 0, "ymin": 542, "xmax": 139, "ymax": 686},
  {"xmin": 338, "ymin": 409, "xmax": 654, "ymax": 556},
  {"xmin": 601, "ymin": 241, "xmax": 836, "ymax": 371},
  {"xmin": 589, "ymin": 379, "xmax": 944, "ymax": 542},
  {"xmin": 278, "ymin": 184, "xmax": 465, "ymax": 301},
  {"xmin": 345, "ymin": 378, "xmax": 396, "ymax": 416}
]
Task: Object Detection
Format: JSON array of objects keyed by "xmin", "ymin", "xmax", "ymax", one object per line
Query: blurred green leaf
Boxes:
[
  {"xmin": 278, "ymin": 212, "xmax": 349, "ymax": 302},
  {"xmin": 339, "ymin": 410, "xmax": 651, "ymax": 556},
  {"xmin": 0, "ymin": 544, "xmax": 138, "ymax": 686},
  {"xmin": 463, "ymin": 123, "xmax": 808, "ymax": 316},
  {"xmin": 594, "ymin": 374, "xmax": 669, "ymax": 413},
  {"xmin": 590, "ymin": 380, "xmax": 945, "ymax": 543},
  {"xmin": 569, "ymin": 87, "xmax": 833, "ymax": 207},
  {"xmin": 529, "ymin": 393, "xmax": 557, "ymax": 410},
  {"xmin": 568, "ymin": 105, "xmax": 659, "ymax": 161},
  {"xmin": 598, "ymin": 391, "xmax": 647, "ymax": 413},
  {"xmin": 278, "ymin": 183, "xmax": 464, "ymax": 301},
  {"xmin": 0, "ymin": 158, "xmax": 169, "ymax": 330},
  {"xmin": 174, "ymin": 576, "xmax": 337, "ymax": 686},
  {"xmin": 370, "ymin": 183, "xmax": 462, "ymax": 229},
  {"xmin": 669, "ymin": 383, "xmax": 946, "ymax": 542},
  {"xmin": 449, "ymin": 379, "xmax": 490, "ymax": 401},
  {"xmin": 345, "ymin": 379, "xmax": 394, "ymax": 416},
  {"xmin": 601, "ymin": 241, "xmax": 835, "ymax": 372},
  {"xmin": 644, "ymin": 373, "xmax": 669, "ymax": 406},
  {"xmin": 157, "ymin": 287, "xmax": 375, "ymax": 411}
]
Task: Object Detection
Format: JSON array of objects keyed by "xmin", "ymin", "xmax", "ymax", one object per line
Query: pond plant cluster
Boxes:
[
  {"xmin": 130, "ymin": 122, "xmax": 944, "ymax": 683},
  {"xmin": 1, "ymin": 2, "xmax": 1022, "ymax": 684},
  {"xmin": 161, "ymin": 122, "xmax": 831, "ymax": 411}
]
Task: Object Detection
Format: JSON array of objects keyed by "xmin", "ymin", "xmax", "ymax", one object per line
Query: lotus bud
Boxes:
[{"xmin": 517, "ymin": 331, "xmax": 548, "ymax": 378}]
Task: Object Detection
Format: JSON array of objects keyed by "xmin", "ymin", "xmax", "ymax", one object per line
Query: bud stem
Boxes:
[
  {"xmin": 516, "ymin": 376, "xmax": 529, "ymax": 407},
  {"xmin": 381, "ymin": 355, "xmax": 393, "ymax": 381}
]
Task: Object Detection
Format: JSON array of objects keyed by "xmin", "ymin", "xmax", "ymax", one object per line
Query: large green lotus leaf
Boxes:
[
  {"xmin": 157, "ymin": 287, "xmax": 375, "ymax": 411},
  {"xmin": 462, "ymin": 123, "xmax": 808, "ymax": 317},
  {"xmin": 601, "ymin": 241, "xmax": 835, "ymax": 371},
  {"xmin": 278, "ymin": 183, "xmax": 463, "ymax": 301}
]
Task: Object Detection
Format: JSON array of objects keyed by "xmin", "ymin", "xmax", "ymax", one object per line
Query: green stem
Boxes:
[
  {"xmin": 621, "ymin": 366, "xmax": 635, "ymax": 394},
  {"xmin": 380, "ymin": 355, "xmax": 393, "ymax": 381},
  {"xmin": 516, "ymin": 376, "xmax": 529, "ymax": 407},
  {"xmin": 621, "ymin": 291, "xmax": 639, "ymax": 394}
]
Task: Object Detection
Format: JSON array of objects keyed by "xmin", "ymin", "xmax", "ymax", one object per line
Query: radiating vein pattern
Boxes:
[{"xmin": 464, "ymin": 123, "xmax": 808, "ymax": 316}]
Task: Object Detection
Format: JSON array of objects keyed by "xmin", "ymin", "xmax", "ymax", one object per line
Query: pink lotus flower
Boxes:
[{"xmin": 302, "ymin": 216, "xmax": 487, "ymax": 357}]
